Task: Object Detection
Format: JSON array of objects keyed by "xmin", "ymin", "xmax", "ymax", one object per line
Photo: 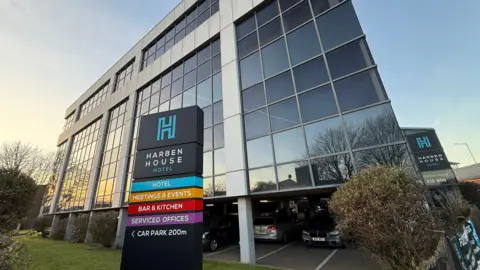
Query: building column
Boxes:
[
  {"xmin": 112, "ymin": 93, "xmax": 137, "ymax": 208},
  {"xmin": 84, "ymin": 113, "xmax": 110, "ymax": 211},
  {"xmin": 238, "ymin": 197, "xmax": 255, "ymax": 264},
  {"xmin": 114, "ymin": 208, "xmax": 128, "ymax": 248},
  {"xmin": 49, "ymin": 214, "xmax": 61, "ymax": 239},
  {"xmin": 64, "ymin": 213, "xmax": 76, "ymax": 241},
  {"xmin": 85, "ymin": 212, "xmax": 95, "ymax": 243},
  {"xmin": 49, "ymin": 138, "xmax": 74, "ymax": 215}
]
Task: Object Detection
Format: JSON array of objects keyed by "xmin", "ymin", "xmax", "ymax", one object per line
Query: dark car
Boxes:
[
  {"xmin": 202, "ymin": 215, "xmax": 239, "ymax": 252},
  {"xmin": 302, "ymin": 214, "xmax": 345, "ymax": 248}
]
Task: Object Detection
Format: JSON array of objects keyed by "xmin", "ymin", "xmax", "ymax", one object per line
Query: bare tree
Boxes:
[{"xmin": 0, "ymin": 141, "xmax": 42, "ymax": 176}]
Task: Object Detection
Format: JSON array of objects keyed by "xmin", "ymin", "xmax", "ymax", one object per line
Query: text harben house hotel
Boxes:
[{"xmin": 46, "ymin": 0, "xmax": 413, "ymax": 263}]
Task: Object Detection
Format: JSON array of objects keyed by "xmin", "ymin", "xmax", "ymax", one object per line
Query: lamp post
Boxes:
[{"xmin": 455, "ymin": 142, "xmax": 478, "ymax": 165}]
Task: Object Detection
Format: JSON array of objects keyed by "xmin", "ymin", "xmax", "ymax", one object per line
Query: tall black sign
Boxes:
[
  {"xmin": 406, "ymin": 130, "xmax": 457, "ymax": 185},
  {"xmin": 120, "ymin": 106, "xmax": 204, "ymax": 270}
]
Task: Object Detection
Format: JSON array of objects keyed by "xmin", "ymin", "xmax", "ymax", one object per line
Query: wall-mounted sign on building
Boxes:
[
  {"xmin": 405, "ymin": 130, "xmax": 457, "ymax": 186},
  {"xmin": 120, "ymin": 106, "xmax": 204, "ymax": 270}
]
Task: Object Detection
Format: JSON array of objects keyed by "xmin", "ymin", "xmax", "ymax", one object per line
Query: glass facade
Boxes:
[
  {"xmin": 63, "ymin": 112, "xmax": 75, "ymax": 131},
  {"xmin": 114, "ymin": 61, "xmax": 135, "ymax": 93},
  {"xmin": 142, "ymin": 0, "xmax": 220, "ymax": 70},
  {"xmin": 56, "ymin": 119, "xmax": 102, "ymax": 211},
  {"xmin": 93, "ymin": 101, "xmax": 128, "ymax": 209},
  {"xmin": 41, "ymin": 142, "xmax": 68, "ymax": 214},
  {"xmin": 124, "ymin": 38, "xmax": 224, "ymax": 203},
  {"xmin": 238, "ymin": 0, "xmax": 411, "ymax": 193},
  {"xmin": 79, "ymin": 83, "xmax": 109, "ymax": 119}
]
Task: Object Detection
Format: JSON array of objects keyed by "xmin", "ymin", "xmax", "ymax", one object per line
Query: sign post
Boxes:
[{"xmin": 120, "ymin": 106, "xmax": 204, "ymax": 270}]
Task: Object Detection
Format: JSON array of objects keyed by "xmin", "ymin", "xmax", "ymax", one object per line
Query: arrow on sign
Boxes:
[{"xmin": 131, "ymin": 230, "xmax": 135, "ymax": 238}]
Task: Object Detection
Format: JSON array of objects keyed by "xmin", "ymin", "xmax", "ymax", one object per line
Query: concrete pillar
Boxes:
[
  {"xmin": 49, "ymin": 214, "xmax": 61, "ymax": 239},
  {"xmin": 85, "ymin": 212, "xmax": 95, "ymax": 243},
  {"xmin": 64, "ymin": 213, "xmax": 76, "ymax": 241},
  {"xmin": 238, "ymin": 197, "xmax": 255, "ymax": 264},
  {"xmin": 114, "ymin": 208, "xmax": 128, "ymax": 248}
]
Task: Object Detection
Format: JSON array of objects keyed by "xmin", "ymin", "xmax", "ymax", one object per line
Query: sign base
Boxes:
[{"xmin": 121, "ymin": 223, "xmax": 203, "ymax": 270}]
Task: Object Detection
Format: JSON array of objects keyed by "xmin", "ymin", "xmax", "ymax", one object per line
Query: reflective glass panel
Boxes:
[
  {"xmin": 244, "ymin": 108, "xmax": 269, "ymax": 139},
  {"xmin": 249, "ymin": 167, "xmax": 277, "ymax": 193},
  {"xmin": 277, "ymin": 162, "xmax": 312, "ymax": 190},
  {"xmin": 298, "ymin": 84, "xmax": 337, "ymax": 122},
  {"xmin": 343, "ymin": 103, "xmax": 403, "ymax": 149},
  {"xmin": 272, "ymin": 127, "xmax": 307, "ymax": 163},
  {"xmin": 304, "ymin": 117, "xmax": 346, "ymax": 157},
  {"xmin": 247, "ymin": 136, "xmax": 274, "ymax": 168},
  {"xmin": 269, "ymin": 97, "xmax": 300, "ymax": 131}
]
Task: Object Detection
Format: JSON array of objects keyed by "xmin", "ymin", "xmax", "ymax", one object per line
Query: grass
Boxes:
[{"xmin": 16, "ymin": 236, "xmax": 273, "ymax": 270}]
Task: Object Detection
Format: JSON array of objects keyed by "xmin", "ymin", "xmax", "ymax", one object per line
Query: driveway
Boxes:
[{"xmin": 204, "ymin": 242, "xmax": 380, "ymax": 270}]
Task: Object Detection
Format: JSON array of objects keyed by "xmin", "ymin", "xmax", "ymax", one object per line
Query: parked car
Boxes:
[
  {"xmin": 302, "ymin": 214, "xmax": 345, "ymax": 248},
  {"xmin": 202, "ymin": 215, "xmax": 239, "ymax": 252},
  {"xmin": 253, "ymin": 213, "xmax": 301, "ymax": 243}
]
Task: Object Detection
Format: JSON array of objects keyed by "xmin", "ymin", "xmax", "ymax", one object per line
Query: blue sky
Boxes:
[{"xmin": 0, "ymin": 0, "xmax": 478, "ymax": 167}]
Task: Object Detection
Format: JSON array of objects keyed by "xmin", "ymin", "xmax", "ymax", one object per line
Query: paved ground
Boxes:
[{"xmin": 204, "ymin": 242, "xmax": 380, "ymax": 270}]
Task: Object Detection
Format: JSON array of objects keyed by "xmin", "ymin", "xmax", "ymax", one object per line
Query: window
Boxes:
[
  {"xmin": 310, "ymin": 0, "xmax": 340, "ymax": 16},
  {"xmin": 244, "ymin": 108, "xmax": 269, "ymax": 139},
  {"xmin": 277, "ymin": 163, "xmax": 312, "ymax": 190},
  {"xmin": 79, "ymin": 83, "xmax": 109, "ymax": 119},
  {"xmin": 304, "ymin": 117, "xmax": 346, "ymax": 157},
  {"xmin": 214, "ymin": 175, "xmax": 226, "ymax": 196},
  {"xmin": 238, "ymin": 32, "xmax": 258, "ymax": 59},
  {"xmin": 354, "ymin": 144, "xmax": 411, "ymax": 171},
  {"xmin": 247, "ymin": 136, "xmax": 274, "ymax": 168},
  {"xmin": 326, "ymin": 38, "xmax": 374, "ymax": 79},
  {"xmin": 269, "ymin": 97, "xmax": 300, "ymax": 131},
  {"xmin": 94, "ymin": 101, "xmax": 128, "ymax": 209},
  {"xmin": 343, "ymin": 103, "xmax": 403, "ymax": 149},
  {"xmin": 261, "ymin": 38, "xmax": 289, "ymax": 78},
  {"xmin": 114, "ymin": 61, "xmax": 134, "ymax": 92},
  {"xmin": 204, "ymin": 151, "xmax": 213, "ymax": 176},
  {"xmin": 141, "ymin": 0, "xmax": 219, "ymax": 69},
  {"xmin": 56, "ymin": 119, "xmax": 102, "ymax": 212},
  {"xmin": 272, "ymin": 127, "xmax": 306, "ymax": 163},
  {"xmin": 282, "ymin": 1, "xmax": 312, "ymax": 32},
  {"xmin": 334, "ymin": 69, "xmax": 384, "ymax": 112},
  {"xmin": 237, "ymin": 0, "xmax": 401, "ymax": 195},
  {"xmin": 293, "ymin": 56, "xmax": 329, "ymax": 93},
  {"xmin": 249, "ymin": 167, "xmax": 276, "ymax": 193},
  {"xmin": 287, "ymin": 22, "xmax": 322, "ymax": 66},
  {"xmin": 214, "ymin": 148, "xmax": 226, "ymax": 175},
  {"xmin": 265, "ymin": 71, "xmax": 294, "ymax": 103},
  {"xmin": 240, "ymin": 52, "xmax": 262, "ymax": 89},
  {"xmin": 124, "ymin": 38, "xmax": 223, "ymax": 202},
  {"xmin": 316, "ymin": 1, "xmax": 363, "ymax": 51},
  {"xmin": 242, "ymin": 83, "xmax": 266, "ymax": 113},
  {"xmin": 63, "ymin": 112, "xmax": 76, "ymax": 131},
  {"xmin": 256, "ymin": 0, "xmax": 279, "ymax": 26},
  {"xmin": 258, "ymin": 18, "xmax": 283, "ymax": 47},
  {"xmin": 298, "ymin": 84, "xmax": 337, "ymax": 122},
  {"xmin": 311, "ymin": 153, "xmax": 352, "ymax": 185}
]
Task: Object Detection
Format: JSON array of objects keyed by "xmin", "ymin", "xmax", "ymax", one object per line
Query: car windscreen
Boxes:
[
  {"xmin": 254, "ymin": 217, "xmax": 274, "ymax": 225},
  {"xmin": 310, "ymin": 215, "xmax": 335, "ymax": 230}
]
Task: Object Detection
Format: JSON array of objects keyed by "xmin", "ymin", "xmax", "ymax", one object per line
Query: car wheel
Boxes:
[
  {"xmin": 209, "ymin": 239, "xmax": 219, "ymax": 252},
  {"xmin": 282, "ymin": 233, "xmax": 289, "ymax": 244}
]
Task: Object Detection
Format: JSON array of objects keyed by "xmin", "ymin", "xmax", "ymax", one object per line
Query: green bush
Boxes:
[
  {"xmin": 89, "ymin": 211, "xmax": 118, "ymax": 247},
  {"xmin": 50, "ymin": 218, "xmax": 68, "ymax": 240},
  {"xmin": 0, "ymin": 169, "xmax": 37, "ymax": 233},
  {"xmin": 33, "ymin": 215, "xmax": 53, "ymax": 235},
  {"xmin": 0, "ymin": 233, "xmax": 22, "ymax": 270},
  {"xmin": 329, "ymin": 165, "xmax": 439, "ymax": 270},
  {"xmin": 72, "ymin": 214, "xmax": 89, "ymax": 243}
]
